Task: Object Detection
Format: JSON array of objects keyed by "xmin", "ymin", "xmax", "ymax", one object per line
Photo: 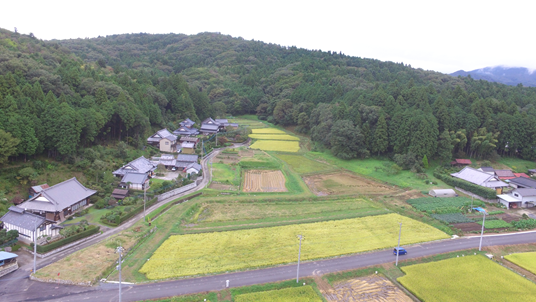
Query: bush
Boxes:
[
  {"xmin": 511, "ymin": 219, "xmax": 536, "ymax": 229},
  {"xmin": 32, "ymin": 226, "xmax": 100, "ymax": 254},
  {"xmin": 95, "ymin": 199, "xmax": 106, "ymax": 209},
  {"xmin": 433, "ymin": 167, "xmax": 497, "ymax": 199}
]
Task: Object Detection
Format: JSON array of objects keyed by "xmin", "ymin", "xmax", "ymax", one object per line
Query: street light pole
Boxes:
[
  {"xmin": 296, "ymin": 235, "xmax": 303, "ymax": 283},
  {"xmin": 396, "ymin": 222, "xmax": 402, "ymax": 266},
  {"xmin": 479, "ymin": 213, "xmax": 486, "ymax": 251},
  {"xmin": 33, "ymin": 227, "xmax": 37, "ymax": 274},
  {"xmin": 116, "ymin": 246, "xmax": 124, "ymax": 302},
  {"xmin": 143, "ymin": 184, "xmax": 147, "ymax": 222}
]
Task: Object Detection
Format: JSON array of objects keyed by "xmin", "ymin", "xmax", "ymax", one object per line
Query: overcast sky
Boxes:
[{"xmin": 3, "ymin": 0, "xmax": 534, "ymax": 74}]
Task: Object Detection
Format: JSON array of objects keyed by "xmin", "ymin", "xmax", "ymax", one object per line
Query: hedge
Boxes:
[
  {"xmin": 100, "ymin": 197, "xmax": 158, "ymax": 226},
  {"xmin": 433, "ymin": 169, "xmax": 497, "ymax": 199},
  {"xmin": 31, "ymin": 225, "xmax": 100, "ymax": 254}
]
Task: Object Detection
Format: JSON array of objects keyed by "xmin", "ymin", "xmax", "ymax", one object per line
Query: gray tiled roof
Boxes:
[
  {"xmin": 200, "ymin": 124, "xmax": 219, "ymax": 131},
  {"xmin": 451, "ymin": 167, "xmax": 508, "ymax": 188},
  {"xmin": 176, "ymin": 154, "xmax": 198, "ymax": 163},
  {"xmin": 173, "ymin": 127, "xmax": 199, "ymax": 136},
  {"xmin": 121, "ymin": 172, "xmax": 148, "ymax": 185},
  {"xmin": 495, "ymin": 169, "xmax": 515, "ymax": 177},
  {"xmin": 215, "ymin": 119, "xmax": 228, "ymax": 124},
  {"xmin": 147, "ymin": 129, "xmax": 177, "ymax": 143},
  {"xmin": 175, "ymin": 162, "xmax": 190, "ymax": 168},
  {"xmin": 186, "ymin": 163, "xmax": 202, "ymax": 172},
  {"xmin": 202, "ymin": 117, "xmax": 220, "ymax": 125},
  {"xmin": 113, "ymin": 156, "xmax": 157, "ymax": 176},
  {"xmin": 1, "ymin": 207, "xmax": 46, "ymax": 231},
  {"xmin": 510, "ymin": 177, "xmax": 536, "ymax": 188},
  {"xmin": 179, "ymin": 118, "xmax": 195, "ymax": 127},
  {"xmin": 181, "ymin": 142, "xmax": 195, "ymax": 148},
  {"xmin": 480, "ymin": 167, "xmax": 495, "ymax": 172},
  {"xmin": 515, "ymin": 188, "xmax": 536, "ymax": 197},
  {"xmin": 18, "ymin": 178, "xmax": 96, "ymax": 212}
]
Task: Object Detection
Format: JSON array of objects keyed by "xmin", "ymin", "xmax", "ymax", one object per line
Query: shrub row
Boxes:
[
  {"xmin": 101, "ymin": 197, "xmax": 158, "ymax": 226},
  {"xmin": 31, "ymin": 225, "xmax": 100, "ymax": 254},
  {"xmin": 433, "ymin": 169, "xmax": 497, "ymax": 199}
]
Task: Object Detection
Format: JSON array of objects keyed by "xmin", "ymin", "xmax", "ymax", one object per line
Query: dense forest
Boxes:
[{"xmin": 1, "ymin": 28, "xmax": 536, "ymax": 165}]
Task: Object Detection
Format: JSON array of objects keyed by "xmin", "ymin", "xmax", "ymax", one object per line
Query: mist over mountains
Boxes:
[{"xmin": 450, "ymin": 66, "xmax": 536, "ymax": 87}]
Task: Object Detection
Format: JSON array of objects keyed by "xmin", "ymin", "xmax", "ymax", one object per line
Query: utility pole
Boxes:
[
  {"xmin": 143, "ymin": 184, "xmax": 147, "ymax": 222},
  {"xmin": 395, "ymin": 222, "xmax": 402, "ymax": 266},
  {"xmin": 296, "ymin": 235, "xmax": 303, "ymax": 283},
  {"xmin": 33, "ymin": 227, "xmax": 37, "ymax": 274},
  {"xmin": 479, "ymin": 213, "xmax": 486, "ymax": 251},
  {"xmin": 216, "ymin": 132, "xmax": 218, "ymax": 147},
  {"xmin": 116, "ymin": 246, "xmax": 124, "ymax": 302}
]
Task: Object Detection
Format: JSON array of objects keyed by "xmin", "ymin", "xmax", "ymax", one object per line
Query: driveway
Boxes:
[{"xmin": 153, "ymin": 172, "xmax": 179, "ymax": 180}]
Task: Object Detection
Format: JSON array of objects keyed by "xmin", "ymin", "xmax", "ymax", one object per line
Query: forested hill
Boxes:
[
  {"xmin": 1, "ymin": 29, "xmax": 536, "ymax": 163},
  {"xmin": 0, "ymin": 28, "xmax": 212, "ymax": 163}
]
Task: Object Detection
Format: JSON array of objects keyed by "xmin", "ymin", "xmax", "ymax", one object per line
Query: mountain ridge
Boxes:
[{"xmin": 450, "ymin": 66, "xmax": 536, "ymax": 87}]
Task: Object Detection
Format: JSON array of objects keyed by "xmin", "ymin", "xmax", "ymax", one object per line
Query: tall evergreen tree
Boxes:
[{"xmin": 372, "ymin": 115, "xmax": 388, "ymax": 156}]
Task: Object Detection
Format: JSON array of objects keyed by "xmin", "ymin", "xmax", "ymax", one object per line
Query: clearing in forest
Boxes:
[
  {"xmin": 304, "ymin": 172, "xmax": 399, "ymax": 196},
  {"xmin": 242, "ymin": 170, "xmax": 287, "ymax": 192},
  {"xmin": 322, "ymin": 275, "xmax": 412, "ymax": 302}
]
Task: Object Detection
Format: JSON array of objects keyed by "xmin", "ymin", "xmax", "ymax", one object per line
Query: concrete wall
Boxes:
[{"xmin": 159, "ymin": 138, "xmax": 175, "ymax": 153}]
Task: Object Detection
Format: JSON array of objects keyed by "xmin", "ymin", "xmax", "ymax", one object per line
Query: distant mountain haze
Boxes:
[{"xmin": 450, "ymin": 66, "xmax": 536, "ymax": 87}]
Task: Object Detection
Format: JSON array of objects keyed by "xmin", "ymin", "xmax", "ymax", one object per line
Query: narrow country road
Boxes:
[{"xmin": 1, "ymin": 230, "xmax": 535, "ymax": 302}]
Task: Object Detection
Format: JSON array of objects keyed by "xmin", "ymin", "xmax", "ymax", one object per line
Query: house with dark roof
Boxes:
[
  {"xmin": 173, "ymin": 126, "xmax": 199, "ymax": 136},
  {"xmin": 179, "ymin": 136, "xmax": 199, "ymax": 148},
  {"xmin": 120, "ymin": 172, "xmax": 150, "ymax": 190},
  {"xmin": 175, "ymin": 154, "xmax": 199, "ymax": 169},
  {"xmin": 528, "ymin": 169, "xmax": 536, "ymax": 176},
  {"xmin": 215, "ymin": 118, "xmax": 238, "ymax": 128},
  {"xmin": 497, "ymin": 188, "xmax": 536, "ymax": 209},
  {"xmin": 200, "ymin": 123, "xmax": 219, "ymax": 134},
  {"xmin": 179, "ymin": 118, "xmax": 195, "ymax": 128},
  {"xmin": 0, "ymin": 251, "xmax": 19, "ymax": 277},
  {"xmin": 450, "ymin": 166, "xmax": 509, "ymax": 194},
  {"xmin": 508, "ymin": 177, "xmax": 536, "ymax": 189},
  {"xmin": 181, "ymin": 142, "xmax": 196, "ymax": 154},
  {"xmin": 17, "ymin": 178, "xmax": 96, "ymax": 221},
  {"xmin": 1, "ymin": 207, "xmax": 62, "ymax": 243},
  {"xmin": 111, "ymin": 189, "xmax": 129, "ymax": 200},
  {"xmin": 495, "ymin": 169, "xmax": 516, "ymax": 180},
  {"xmin": 113, "ymin": 156, "xmax": 157, "ymax": 178},
  {"xmin": 450, "ymin": 159, "xmax": 472, "ymax": 167},
  {"xmin": 147, "ymin": 129, "xmax": 178, "ymax": 153}
]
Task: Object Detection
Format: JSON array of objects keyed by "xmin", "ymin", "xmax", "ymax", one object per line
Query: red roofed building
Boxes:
[
  {"xmin": 450, "ymin": 159, "xmax": 472, "ymax": 167},
  {"xmin": 495, "ymin": 169, "xmax": 516, "ymax": 180},
  {"xmin": 514, "ymin": 173, "xmax": 530, "ymax": 178}
]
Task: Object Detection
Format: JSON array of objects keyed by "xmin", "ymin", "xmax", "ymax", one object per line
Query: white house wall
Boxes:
[{"xmin": 3, "ymin": 222, "xmax": 60, "ymax": 243}]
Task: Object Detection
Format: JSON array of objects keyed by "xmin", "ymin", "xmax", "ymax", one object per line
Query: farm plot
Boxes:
[
  {"xmin": 505, "ymin": 252, "xmax": 536, "ymax": 275},
  {"xmin": 249, "ymin": 134, "xmax": 299, "ymax": 141},
  {"xmin": 252, "ymin": 128, "xmax": 286, "ymax": 134},
  {"xmin": 275, "ymin": 154, "xmax": 332, "ymax": 174},
  {"xmin": 250, "ymin": 140, "xmax": 300, "ymax": 152},
  {"xmin": 304, "ymin": 172, "xmax": 400, "ymax": 196},
  {"xmin": 451, "ymin": 222, "xmax": 482, "ymax": 232},
  {"xmin": 398, "ymin": 255, "xmax": 536, "ymax": 302},
  {"xmin": 235, "ymin": 285, "xmax": 322, "ymax": 302},
  {"xmin": 139, "ymin": 213, "xmax": 449, "ymax": 279},
  {"xmin": 407, "ymin": 197, "xmax": 484, "ymax": 214},
  {"xmin": 323, "ymin": 275, "xmax": 412, "ymax": 302},
  {"xmin": 243, "ymin": 170, "xmax": 287, "ymax": 192}
]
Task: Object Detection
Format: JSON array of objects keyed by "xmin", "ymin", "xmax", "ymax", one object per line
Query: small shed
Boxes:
[
  {"xmin": 0, "ymin": 251, "xmax": 18, "ymax": 277},
  {"xmin": 429, "ymin": 189, "xmax": 457, "ymax": 197}
]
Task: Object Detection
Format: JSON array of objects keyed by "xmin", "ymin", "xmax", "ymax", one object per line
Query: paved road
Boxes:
[
  {"xmin": 0, "ymin": 147, "xmax": 223, "ymax": 301},
  {"xmin": 2, "ymin": 230, "xmax": 535, "ymax": 302}
]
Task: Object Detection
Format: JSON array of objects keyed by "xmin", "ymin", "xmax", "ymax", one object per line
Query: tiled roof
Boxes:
[
  {"xmin": 510, "ymin": 177, "xmax": 536, "ymax": 189},
  {"xmin": 200, "ymin": 124, "xmax": 219, "ymax": 131},
  {"xmin": 514, "ymin": 173, "xmax": 530, "ymax": 178},
  {"xmin": 185, "ymin": 163, "xmax": 202, "ymax": 172},
  {"xmin": 31, "ymin": 184, "xmax": 50, "ymax": 193},
  {"xmin": 121, "ymin": 172, "xmax": 148, "ymax": 185},
  {"xmin": 1, "ymin": 207, "xmax": 47, "ymax": 231},
  {"xmin": 113, "ymin": 156, "xmax": 157, "ymax": 176},
  {"xmin": 173, "ymin": 127, "xmax": 199, "ymax": 136},
  {"xmin": 451, "ymin": 167, "xmax": 508, "ymax": 188},
  {"xmin": 495, "ymin": 170, "xmax": 515, "ymax": 178},
  {"xmin": 179, "ymin": 118, "xmax": 195, "ymax": 128},
  {"xmin": 19, "ymin": 178, "xmax": 96, "ymax": 212},
  {"xmin": 176, "ymin": 154, "xmax": 198, "ymax": 162},
  {"xmin": 147, "ymin": 129, "xmax": 177, "ymax": 143},
  {"xmin": 451, "ymin": 159, "xmax": 472, "ymax": 165},
  {"xmin": 515, "ymin": 188, "xmax": 536, "ymax": 197}
]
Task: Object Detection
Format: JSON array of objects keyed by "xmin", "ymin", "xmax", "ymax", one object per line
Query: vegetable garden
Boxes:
[{"xmin": 139, "ymin": 213, "xmax": 448, "ymax": 279}]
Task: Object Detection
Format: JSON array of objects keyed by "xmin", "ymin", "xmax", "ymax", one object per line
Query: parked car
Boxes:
[{"xmin": 393, "ymin": 247, "xmax": 407, "ymax": 255}]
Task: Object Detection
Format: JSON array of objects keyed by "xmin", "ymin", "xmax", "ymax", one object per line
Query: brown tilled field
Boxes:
[
  {"xmin": 452, "ymin": 222, "xmax": 482, "ymax": 232},
  {"xmin": 208, "ymin": 183, "xmax": 239, "ymax": 191},
  {"xmin": 242, "ymin": 170, "xmax": 287, "ymax": 192},
  {"xmin": 321, "ymin": 275, "xmax": 413, "ymax": 302},
  {"xmin": 304, "ymin": 172, "xmax": 399, "ymax": 196},
  {"xmin": 214, "ymin": 154, "xmax": 240, "ymax": 164}
]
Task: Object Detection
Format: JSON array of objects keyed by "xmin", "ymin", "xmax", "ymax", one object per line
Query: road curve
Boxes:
[{"xmin": 2, "ymin": 230, "xmax": 535, "ymax": 302}]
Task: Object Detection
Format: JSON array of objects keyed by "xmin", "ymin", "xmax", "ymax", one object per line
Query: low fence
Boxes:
[{"xmin": 157, "ymin": 181, "xmax": 197, "ymax": 202}]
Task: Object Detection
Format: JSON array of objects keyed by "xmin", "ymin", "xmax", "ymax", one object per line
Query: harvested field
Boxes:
[
  {"xmin": 243, "ymin": 170, "xmax": 287, "ymax": 192},
  {"xmin": 214, "ymin": 154, "xmax": 240, "ymax": 164},
  {"xmin": 322, "ymin": 275, "xmax": 412, "ymax": 302},
  {"xmin": 250, "ymin": 140, "xmax": 300, "ymax": 152},
  {"xmin": 304, "ymin": 172, "xmax": 400, "ymax": 196},
  {"xmin": 208, "ymin": 183, "xmax": 239, "ymax": 191},
  {"xmin": 451, "ymin": 222, "xmax": 482, "ymax": 232}
]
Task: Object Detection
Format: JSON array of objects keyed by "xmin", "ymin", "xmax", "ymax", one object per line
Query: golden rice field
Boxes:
[
  {"xmin": 250, "ymin": 140, "xmax": 300, "ymax": 152},
  {"xmin": 505, "ymin": 252, "xmax": 536, "ymax": 274},
  {"xmin": 235, "ymin": 286, "xmax": 322, "ymax": 302},
  {"xmin": 139, "ymin": 213, "xmax": 448, "ymax": 279},
  {"xmin": 252, "ymin": 128, "xmax": 286, "ymax": 134},
  {"xmin": 249, "ymin": 134, "xmax": 300, "ymax": 141},
  {"xmin": 243, "ymin": 170, "xmax": 287, "ymax": 192},
  {"xmin": 398, "ymin": 255, "xmax": 536, "ymax": 302}
]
